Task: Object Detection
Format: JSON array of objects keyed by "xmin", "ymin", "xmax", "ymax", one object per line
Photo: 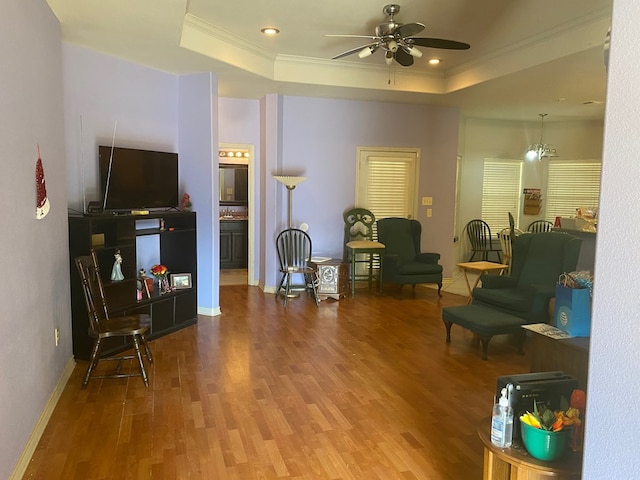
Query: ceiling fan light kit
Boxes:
[
  {"xmin": 326, "ymin": 4, "xmax": 470, "ymax": 68},
  {"xmin": 358, "ymin": 45, "xmax": 376, "ymax": 58},
  {"xmin": 525, "ymin": 113, "xmax": 558, "ymax": 161},
  {"xmin": 385, "ymin": 51, "xmax": 394, "ymax": 65},
  {"xmin": 405, "ymin": 44, "xmax": 423, "ymax": 58}
]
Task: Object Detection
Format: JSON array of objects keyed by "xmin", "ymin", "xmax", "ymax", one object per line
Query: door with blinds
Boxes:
[
  {"xmin": 355, "ymin": 147, "xmax": 419, "ymax": 222},
  {"xmin": 354, "ymin": 147, "xmax": 419, "ymax": 276}
]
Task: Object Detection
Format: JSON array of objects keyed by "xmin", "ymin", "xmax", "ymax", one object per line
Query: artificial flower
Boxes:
[
  {"xmin": 150, "ymin": 264, "xmax": 168, "ymax": 278},
  {"xmin": 520, "ymin": 402, "xmax": 581, "ymax": 432}
]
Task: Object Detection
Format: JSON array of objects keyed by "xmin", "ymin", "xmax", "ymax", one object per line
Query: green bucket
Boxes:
[{"xmin": 520, "ymin": 419, "xmax": 568, "ymax": 461}]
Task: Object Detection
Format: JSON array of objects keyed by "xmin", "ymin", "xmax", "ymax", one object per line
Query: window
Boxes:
[
  {"xmin": 546, "ymin": 160, "xmax": 602, "ymax": 221},
  {"xmin": 481, "ymin": 159, "xmax": 523, "ymax": 232}
]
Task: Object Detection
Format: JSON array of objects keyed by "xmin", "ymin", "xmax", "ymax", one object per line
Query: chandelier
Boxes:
[{"xmin": 525, "ymin": 113, "xmax": 558, "ymax": 161}]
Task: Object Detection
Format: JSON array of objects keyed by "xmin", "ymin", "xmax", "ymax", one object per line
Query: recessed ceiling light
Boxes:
[
  {"xmin": 428, "ymin": 58, "xmax": 441, "ymax": 65},
  {"xmin": 261, "ymin": 27, "xmax": 280, "ymax": 35}
]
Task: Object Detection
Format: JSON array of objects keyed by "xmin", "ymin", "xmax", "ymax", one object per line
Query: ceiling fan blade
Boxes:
[
  {"xmin": 325, "ymin": 34, "xmax": 380, "ymax": 40},
  {"xmin": 408, "ymin": 37, "xmax": 470, "ymax": 50},
  {"xmin": 394, "ymin": 22, "xmax": 425, "ymax": 39},
  {"xmin": 332, "ymin": 42, "xmax": 379, "ymax": 60},
  {"xmin": 394, "ymin": 48, "xmax": 414, "ymax": 67}
]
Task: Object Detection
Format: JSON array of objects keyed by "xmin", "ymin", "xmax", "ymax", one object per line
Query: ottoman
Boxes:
[{"xmin": 442, "ymin": 304, "xmax": 527, "ymax": 360}]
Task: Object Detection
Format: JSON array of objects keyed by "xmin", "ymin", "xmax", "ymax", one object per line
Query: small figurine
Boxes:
[
  {"xmin": 111, "ymin": 250, "xmax": 124, "ymax": 281},
  {"xmin": 181, "ymin": 193, "xmax": 192, "ymax": 212}
]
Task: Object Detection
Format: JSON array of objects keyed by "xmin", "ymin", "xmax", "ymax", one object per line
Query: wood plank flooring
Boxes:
[
  {"xmin": 220, "ymin": 269, "xmax": 248, "ymax": 286},
  {"xmin": 23, "ymin": 285, "xmax": 531, "ymax": 479}
]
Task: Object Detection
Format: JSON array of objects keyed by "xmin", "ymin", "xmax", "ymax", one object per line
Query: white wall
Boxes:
[
  {"xmin": 62, "ymin": 44, "xmax": 179, "ymax": 212},
  {"xmin": 0, "ymin": 0, "xmax": 71, "ymax": 477},
  {"xmin": 583, "ymin": 1, "xmax": 640, "ymax": 476},
  {"xmin": 178, "ymin": 74, "xmax": 219, "ymax": 315}
]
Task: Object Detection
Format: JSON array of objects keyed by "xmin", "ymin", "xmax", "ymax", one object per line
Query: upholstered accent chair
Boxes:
[
  {"xmin": 376, "ymin": 217, "xmax": 443, "ymax": 295},
  {"xmin": 472, "ymin": 232, "xmax": 582, "ymax": 323}
]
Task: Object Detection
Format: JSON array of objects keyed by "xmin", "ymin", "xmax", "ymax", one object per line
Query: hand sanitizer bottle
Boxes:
[{"xmin": 491, "ymin": 387, "xmax": 513, "ymax": 448}]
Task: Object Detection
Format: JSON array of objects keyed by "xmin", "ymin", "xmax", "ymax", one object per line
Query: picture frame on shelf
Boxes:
[{"xmin": 170, "ymin": 273, "xmax": 192, "ymax": 289}]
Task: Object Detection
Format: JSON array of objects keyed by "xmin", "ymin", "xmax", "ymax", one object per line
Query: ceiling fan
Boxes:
[{"xmin": 326, "ymin": 4, "xmax": 470, "ymax": 67}]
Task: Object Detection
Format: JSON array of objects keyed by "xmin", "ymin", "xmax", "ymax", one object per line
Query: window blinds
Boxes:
[
  {"xmin": 481, "ymin": 159, "xmax": 523, "ymax": 232},
  {"xmin": 546, "ymin": 160, "xmax": 602, "ymax": 221}
]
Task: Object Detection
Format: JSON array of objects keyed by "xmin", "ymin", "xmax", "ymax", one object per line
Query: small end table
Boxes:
[
  {"xmin": 478, "ymin": 417, "xmax": 582, "ymax": 479},
  {"xmin": 310, "ymin": 259, "xmax": 349, "ymax": 300},
  {"xmin": 457, "ymin": 261, "xmax": 509, "ymax": 303}
]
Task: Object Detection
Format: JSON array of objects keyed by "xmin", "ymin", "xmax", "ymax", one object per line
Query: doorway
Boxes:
[{"xmin": 218, "ymin": 143, "xmax": 255, "ymax": 286}]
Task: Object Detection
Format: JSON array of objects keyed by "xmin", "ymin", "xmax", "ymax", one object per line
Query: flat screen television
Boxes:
[{"xmin": 98, "ymin": 145, "xmax": 179, "ymax": 212}]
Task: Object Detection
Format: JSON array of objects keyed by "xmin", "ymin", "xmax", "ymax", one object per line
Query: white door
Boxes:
[{"xmin": 356, "ymin": 147, "xmax": 419, "ymax": 221}]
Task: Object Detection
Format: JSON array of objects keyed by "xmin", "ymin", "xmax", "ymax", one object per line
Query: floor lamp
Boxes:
[{"xmin": 273, "ymin": 176, "xmax": 307, "ymax": 228}]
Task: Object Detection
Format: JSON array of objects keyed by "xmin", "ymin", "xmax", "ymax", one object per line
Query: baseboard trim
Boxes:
[
  {"xmin": 10, "ymin": 356, "xmax": 76, "ymax": 480},
  {"xmin": 198, "ymin": 306, "xmax": 222, "ymax": 317}
]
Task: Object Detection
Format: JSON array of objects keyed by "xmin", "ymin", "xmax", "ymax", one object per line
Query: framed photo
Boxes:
[{"xmin": 170, "ymin": 273, "xmax": 192, "ymax": 289}]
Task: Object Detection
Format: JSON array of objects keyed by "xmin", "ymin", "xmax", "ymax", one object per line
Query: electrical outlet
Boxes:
[
  {"xmin": 54, "ymin": 328, "xmax": 60, "ymax": 347},
  {"xmin": 421, "ymin": 196, "xmax": 433, "ymax": 206},
  {"xmin": 427, "ymin": 208, "xmax": 433, "ymax": 218}
]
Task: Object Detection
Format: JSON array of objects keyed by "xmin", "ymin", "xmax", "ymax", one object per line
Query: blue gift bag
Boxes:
[{"xmin": 554, "ymin": 284, "xmax": 591, "ymax": 337}]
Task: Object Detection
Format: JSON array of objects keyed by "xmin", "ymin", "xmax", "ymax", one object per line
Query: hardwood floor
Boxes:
[
  {"xmin": 23, "ymin": 285, "xmax": 531, "ymax": 479},
  {"xmin": 220, "ymin": 269, "xmax": 248, "ymax": 286}
]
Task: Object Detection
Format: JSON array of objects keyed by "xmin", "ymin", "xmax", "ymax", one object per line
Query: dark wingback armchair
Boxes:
[
  {"xmin": 472, "ymin": 232, "xmax": 582, "ymax": 323},
  {"xmin": 376, "ymin": 217, "xmax": 443, "ymax": 295}
]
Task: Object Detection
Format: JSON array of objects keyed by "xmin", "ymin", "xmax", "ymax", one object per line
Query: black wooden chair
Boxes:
[
  {"xmin": 464, "ymin": 219, "xmax": 502, "ymax": 262},
  {"xmin": 75, "ymin": 250, "xmax": 153, "ymax": 388},
  {"xmin": 275, "ymin": 228, "xmax": 320, "ymax": 306},
  {"xmin": 527, "ymin": 220, "xmax": 554, "ymax": 233}
]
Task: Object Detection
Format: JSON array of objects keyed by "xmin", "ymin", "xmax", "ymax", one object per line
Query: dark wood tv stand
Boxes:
[{"xmin": 68, "ymin": 211, "xmax": 198, "ymax": 360}]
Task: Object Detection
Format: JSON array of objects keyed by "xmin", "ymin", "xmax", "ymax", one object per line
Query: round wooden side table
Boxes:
[{"xmin": 477, "ymin": 417, "xmax": 582, "ymax": 479}]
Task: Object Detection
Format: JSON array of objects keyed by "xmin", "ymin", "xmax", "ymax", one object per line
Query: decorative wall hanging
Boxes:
[
  {"xmin": 523, "ymin": 188, "xmax": 542, "ymax": 215},
  {"xmin": 35, "ymin": 144, "xmax": 50, "ymax": 220}
]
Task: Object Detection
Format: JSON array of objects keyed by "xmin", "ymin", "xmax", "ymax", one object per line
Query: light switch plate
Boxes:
[{"xmin": 422, "ymin": 196, "xmax": 433, "ymax": 206}]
